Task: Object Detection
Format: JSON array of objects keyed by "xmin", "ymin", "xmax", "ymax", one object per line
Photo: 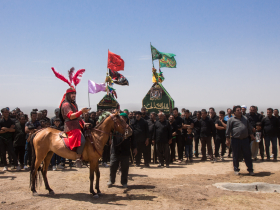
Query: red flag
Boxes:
[{"xmin": 107, "ymin": 50, "xmax": 124, "ymax": 71}]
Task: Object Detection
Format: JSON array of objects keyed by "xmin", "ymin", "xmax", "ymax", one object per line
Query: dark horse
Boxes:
[{"xmin": 29, "ymin": 112, "xmax": 132, "ymax": 197}]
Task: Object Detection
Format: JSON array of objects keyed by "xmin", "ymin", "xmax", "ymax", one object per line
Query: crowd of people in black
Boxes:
[{"xmin": 1, "ymin": 105, "xmax": 279, "ymax": 178}]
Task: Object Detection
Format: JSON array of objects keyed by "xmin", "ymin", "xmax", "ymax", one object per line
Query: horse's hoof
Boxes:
[
  {"xmin": 93, "ymin": 194, "xmax": 99, "ymax": 198},
  {"xmin": 49, "ymin": 191, "xmax": 55, "ymax": 195},
  {"xmin": 32, "ymin": 192, "xmax": 38, "ymax": 196}
]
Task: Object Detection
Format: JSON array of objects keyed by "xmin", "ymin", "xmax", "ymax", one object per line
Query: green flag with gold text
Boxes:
[
  {"xmin": 151, "ymin": 45, "xmax": 162, "ymax": 61},
  {"xmin": 159, "ymin": 52, "xmax": 176, "ymax": 68}
]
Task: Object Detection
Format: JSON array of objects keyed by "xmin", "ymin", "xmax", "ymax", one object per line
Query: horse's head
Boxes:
[{"xmin": 110, "ymin": 112, "xmax": 133, "ymax": 139}]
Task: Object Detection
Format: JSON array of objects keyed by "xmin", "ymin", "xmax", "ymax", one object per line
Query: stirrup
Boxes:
[{"xmin": 75, "ymin": 159, "xmax": 82, "ymax": 168}]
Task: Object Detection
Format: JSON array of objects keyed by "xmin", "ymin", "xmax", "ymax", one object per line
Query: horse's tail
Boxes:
[{"xmin": 29, "ymin": 132, "xmax": 42, "ymax": 188}]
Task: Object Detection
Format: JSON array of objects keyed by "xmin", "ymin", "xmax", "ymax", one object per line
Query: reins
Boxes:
[{"xmin": 93, "ymin": 114, "xmax": 128, "ymax": 148}]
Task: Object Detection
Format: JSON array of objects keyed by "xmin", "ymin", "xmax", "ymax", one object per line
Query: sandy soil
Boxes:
[{"xmin": 1, "ymin": 156, "xmax": 280, "ymax": 210}]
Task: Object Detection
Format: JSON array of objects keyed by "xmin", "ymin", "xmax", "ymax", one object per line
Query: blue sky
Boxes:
[{"xmin": 1, "ymin": 0, "xmax": 279, "ymax": 113}]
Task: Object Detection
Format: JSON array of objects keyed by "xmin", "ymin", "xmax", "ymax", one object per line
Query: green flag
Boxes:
[
  {"xmin": 159, "ymin": 52, "xmax": 176, "ymax": 68},
  {"xmin": 151, "ymin": 44, "xmax": 162, "ymax": 61}
]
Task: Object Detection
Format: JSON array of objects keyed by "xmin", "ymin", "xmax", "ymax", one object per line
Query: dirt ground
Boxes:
[{"xmin": 1, "ymin": 155, "xmax": 280, "ymax": 210}]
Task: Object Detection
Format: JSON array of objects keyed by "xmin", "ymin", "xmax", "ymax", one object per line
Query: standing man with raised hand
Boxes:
[
  {"xmin": 261, "ymin": 108, "xmax": 279, "ymax": 161},
  {"xmin": 226, "ymin": 105, "xmax": 255, "ymax": 176}
]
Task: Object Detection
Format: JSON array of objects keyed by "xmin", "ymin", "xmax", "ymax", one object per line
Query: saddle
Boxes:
[
  {"xmin": 59, "ymin": 132, "xmax": 77, "ymax": 152},
  {"xmin": 59, "ymin": 128, "xmax": 95, "ymax": 153}
]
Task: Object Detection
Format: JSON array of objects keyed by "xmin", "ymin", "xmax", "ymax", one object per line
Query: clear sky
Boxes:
[{"xmin": 1, "ymin": 0, "xmax": 279, "ymax": 114}]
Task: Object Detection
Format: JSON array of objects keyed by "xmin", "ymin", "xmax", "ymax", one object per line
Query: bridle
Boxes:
[
  {"xmin": 94, "ymin": 114, "xmax": 128, "ymax": 134},
  {"xmin": 93, "ymin": 114, "xmax": 129, "ymax": 144}
]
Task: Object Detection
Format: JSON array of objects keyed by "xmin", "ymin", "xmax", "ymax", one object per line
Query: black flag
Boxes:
[{"xmin": 109, "ymin": 69, "xmax": 129, "ymax": 86}]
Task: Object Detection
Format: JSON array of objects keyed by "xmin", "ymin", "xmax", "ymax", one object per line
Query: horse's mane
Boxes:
[{"xmin": 95, "ymin": 111, "xmax": 111, "ymax": 129}]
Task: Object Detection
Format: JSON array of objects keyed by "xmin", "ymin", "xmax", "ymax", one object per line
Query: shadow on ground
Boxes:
[{"xmin": 39, "ymin": 189, "xmax": 157, "ymax": 205}]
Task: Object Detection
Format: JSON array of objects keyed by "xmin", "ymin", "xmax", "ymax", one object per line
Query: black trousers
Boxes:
[
  {"xmin": 0, "ymin": 140, "xmax": 18, "ymax": 166},
  {"xmin": 277, "ymin": 134, "xmax": 280, "ymax": 146},
  {"xmin": 110, "ymin": 154, "xmax": 129, "ymax": 185},
  {"xmin": 156, "ymin": 142, "xmax": 170, "ymax": 165},
  {"xmin": 258, "ymin": 138, "xmax": 264, "ymax": 159},
  {"xmin": 176, "ymin": 135, "xmax": 184, "ymax": 160},
  {"xmin": 201, "ymin": 137, "xmax": 213, "ymax": 159},
  {"xmin": 231, "ymin": 138, "xmax": 253, "ymax": 172},
  {"xmin": 135, "ymin": 142, "xmax": 149, "ymax": 165},
  {"xmin": 102, "ymin": 142, "xmax": 110, "ymax": 163},
  {"xmin": 194, "ymin": 135, "xmax": 200, "ymax": 157},
  {"xmin": 14, "ymin": 146, "xmax": 25, "ymax": 165},
  {"xmin": 147, "ymin": 143, "xmax": 152, "ymax": 163},
  {"xmin": 152, "ymin": 143, "xmax": 158, "ymax": 163},
  {"xmin": 215, "ymin": 137, "xmax": 226, "ymax": 157},
  {"xmin": 169, "ymin": 138, "xmax": 176, "ymax": 161}
]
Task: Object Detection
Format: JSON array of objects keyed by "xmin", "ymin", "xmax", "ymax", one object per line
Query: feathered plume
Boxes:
[
  {"xmin": 51, "ymin": 67, "xmax": 72, "ymax": 87},
  {"xmin": 68, "ymin": 67, "xmax": 75, "ymax": 83},
  {"xmin": 72, "ymin": 69, "xmax": 85, "ymax": 86}
]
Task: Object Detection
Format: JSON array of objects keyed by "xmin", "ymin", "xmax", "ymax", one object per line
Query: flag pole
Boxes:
[
  {"xmin": 150, "ymin": 42, "xmax": 154, "ymax": 67},
  {"xmin": 88, "ymin": 90, "xmax": 91, "ymax": 108},
  {"xmin": 107, "ymin": 49, "xmax": 109, "ymax": 75}
]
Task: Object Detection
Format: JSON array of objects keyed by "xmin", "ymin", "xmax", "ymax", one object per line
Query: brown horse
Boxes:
[{"xmin": 29, "ymin": 112, "xmax": 131, "ymax": 198}]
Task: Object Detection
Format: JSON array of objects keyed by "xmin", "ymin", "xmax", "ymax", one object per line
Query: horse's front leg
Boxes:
[
  {"xmin": 89, "ymin": 161, "xmax": 98, "ymax": 198},
  {"xmin": 95, "ymin": 163, "xmax": 101, "ymax": 195}
]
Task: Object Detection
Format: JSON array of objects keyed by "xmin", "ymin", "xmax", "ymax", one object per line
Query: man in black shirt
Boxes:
[
  {"xmin": 83, "ymin": 112, "xmax": 96, "ymax": 128},
  {"xmin": 241, "ymin": 105, "xmax": 247, "ymax": 115},
  {"xmin": 193, "ymin": 111, "xmax": 201, "ymax": 158},
  {"xmin": 273, "ymin": 109, "xmax": 280, "ymax": 147},
  {"xmin": 108, "ymin": 113, "xmax": 137, "ymax": 188},
  {"xmin": 209, "ymin": 107, "xmax": 219, "ymax": 151},
  {"xmin": 24, "ymin": 111, "xmax": 41, "ymax": 170},
  {"xmin": 173, "ymin": 107, "xmax": 184, "ymax": 162},
  {"xmin": 13, "ymin": 115, "xmax": 27, "ymax": 168},
  {"xmin": 182, "ymin": 110, "xmax": 194, "ymax": 158},
  {"xmin": 215, "ymin": 111, "xmax": 227, "ymax": 161},
  {"xmin": 169, "ymin": 114, "xmax": 178, "ymax": 163},
  {"xmin": 0, "ymin": 108, "xmax": 19, "ymax": 171},
  {"xmin": 42, "ymin": 109, "xmax": 50, "ymax": 121},
  {"xmin": 141, "ymin": 107, "xmax": 150, "ymax": 121},
  {"xmin": 50, "ymin": 108, "xmax": 63, "ymax": 127},
  {"xmin": 261, "ymin": 108, "xmax": 279, "ymax": 161},
  {"xmin": 246, "ymin": 106, "xmax": 264, "ymax": 159},
  {"xmin": 199, "ymin": 109, "xmax": 215, "ymax": 161},
  {"xmin": 131, "ymin": 111, "xmax": 149, "ymax": 167},
  {"xmin": 152, "ymin": 113, "xmax": 172, "ymax": 167},
  {"xmin": 147, "ymin": 112, "xmax": 157, "ymax": 163}
]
